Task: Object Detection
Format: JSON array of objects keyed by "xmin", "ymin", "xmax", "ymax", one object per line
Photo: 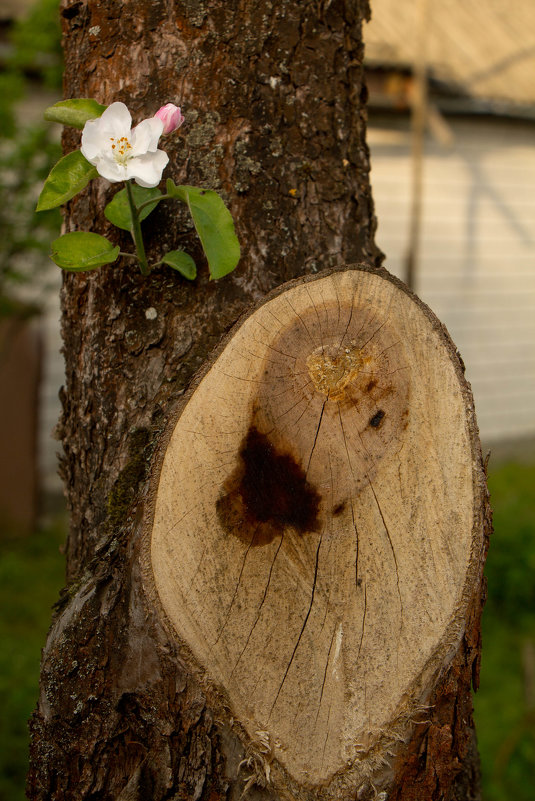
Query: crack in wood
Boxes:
[
  {"xmin": 231, "ymin": 533, "xmax": 285, "ymax": 679},
  {"xmin": 368, "ymin": 478, "xmax": 405, "ymax": 629},
  {"xmin": 212, "ymin": 526, "xmax": 258, "ymax": 647},
  {"xmin": 315, "ymin": 622, "xmax": 340, "ymax": 727},
  {"xmin": 268, "ymin": 531, "xmax": 324, "ymax": 721},
  {"xmin": 306, "ymin": 398, "xmax": 327, "ymax": 475},
  {"xmin": 285, "ymin": 294, "xmax": 318, "ymax": 350},
  {"xmin": 305, "ymin": 285, "xmax": 326, "ymax": 355}
]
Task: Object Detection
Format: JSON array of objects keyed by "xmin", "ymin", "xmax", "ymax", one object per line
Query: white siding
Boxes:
[{"xmin": 368, "ymin": 114, "xmax": 535, "ymax": 442}]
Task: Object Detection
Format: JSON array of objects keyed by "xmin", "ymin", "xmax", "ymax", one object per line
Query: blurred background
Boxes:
[{"xmin": 0, "ymin": 1, "xmax": 533, "ymax": 799}]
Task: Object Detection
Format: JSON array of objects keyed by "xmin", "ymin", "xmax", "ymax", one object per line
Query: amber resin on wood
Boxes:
[{"xmin": 147, "ymin": 267, "xmax": 482, "ymax": 795}]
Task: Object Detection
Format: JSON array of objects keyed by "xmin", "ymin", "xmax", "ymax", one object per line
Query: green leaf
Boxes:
[
  {"xmin": 44, "ymin": 98, "xmax": 107, "ymax": 129},
  {"xmin": 161, "ymin": 250, "xmax": 197, "ymax": 280},
  {"xmin": 165, "ymin": 180, "xmax": 188, "ymax": 202},
  {"xmin": 166, "ymin": 180, "xmax": 240, "ymax": 279},
  {"xmin": 36, "ymin": 150, "xmax": 98, "ymax": 211},
  {"xmin": 50, "ymin": 232, "xmax": 120, "ymax": 272},
  {"xmin": 104, "ymin": 185, "xmax": 162, "ymax": 231}
]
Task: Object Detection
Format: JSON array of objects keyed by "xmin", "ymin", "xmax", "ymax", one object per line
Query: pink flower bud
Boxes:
[{"xmin": 154, "ymin": 103, "xmax": 185, "ymax": 135}]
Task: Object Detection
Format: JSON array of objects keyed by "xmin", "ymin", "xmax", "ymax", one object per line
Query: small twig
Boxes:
[
  {"xmin": 136, "ymin": 193, "xmax": 173, "ymax": 213},
  {"xmin": 125, "ymin": 180, "xmax": 150, "ymax": 275}
]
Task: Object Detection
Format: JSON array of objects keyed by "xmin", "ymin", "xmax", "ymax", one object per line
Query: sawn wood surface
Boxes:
[{"xmin": 147, "ymin": 266, "xmax": 484, "ymax": 795}]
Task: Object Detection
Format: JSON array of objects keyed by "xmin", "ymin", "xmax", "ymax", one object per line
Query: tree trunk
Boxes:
[{"xmin": 28, "ymin": 2, "xmax": 489, "ymax": 800}]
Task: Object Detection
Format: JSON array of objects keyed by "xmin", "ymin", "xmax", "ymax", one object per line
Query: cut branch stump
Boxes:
[{"xmin": 144, "ymin": 264, "xmax": 488, "ymax": 800}]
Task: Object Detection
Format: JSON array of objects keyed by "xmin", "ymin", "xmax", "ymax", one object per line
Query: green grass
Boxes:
[
  {"xmin": 0, "ymin": 519, "xmax": 66, "ymax": 801},
  {"xmin": 474, "ymin": 462, "xmax": 535, "ymax": 801},
  {"xmin": 0, "ymin": 463, "xmax": 533, "ymax": 799}
]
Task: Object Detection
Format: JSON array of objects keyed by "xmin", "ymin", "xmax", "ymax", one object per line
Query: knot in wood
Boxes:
[{"xmin": 306, "ymin": 343, "xmax": 363, "ymax": 401}]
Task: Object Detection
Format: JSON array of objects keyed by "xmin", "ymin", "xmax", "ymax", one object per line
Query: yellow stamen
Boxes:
[{"xmin": 110, "ymin": 135, "xmax": 133, "ymax": 166}]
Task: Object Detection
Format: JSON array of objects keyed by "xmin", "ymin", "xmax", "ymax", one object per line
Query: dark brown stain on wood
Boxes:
[
  {"xmin": 239, "ymin": 427, "xmax": 320, "ymax": 531},
  {"xmin": 369, "ymin": 409, "xmax": 385, "ymax": 428},
  {"xmin": 332, "ymin": 501, "xmax": 347, "ymax": 517},
  {"xmin": 217, "ymin": 425, "xmax": 321, "ymax": 546}
]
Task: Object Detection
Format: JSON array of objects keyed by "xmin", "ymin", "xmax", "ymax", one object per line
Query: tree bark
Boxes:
[{"xmin": 27, "ymin": 2, "xmax": 488, "ymax": 800}]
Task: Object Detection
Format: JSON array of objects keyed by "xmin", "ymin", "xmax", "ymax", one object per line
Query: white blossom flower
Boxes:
[{"xmin": 81, "ymin": 102, "xmax": 169, "ymax": 188}]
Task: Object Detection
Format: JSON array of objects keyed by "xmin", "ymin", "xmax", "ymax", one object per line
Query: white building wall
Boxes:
[{"xmin": 367, "ymin": 114, "xmax": 535, "ymax": 443}]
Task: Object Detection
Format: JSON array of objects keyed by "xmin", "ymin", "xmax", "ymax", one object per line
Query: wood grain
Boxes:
[{"xmin": 147, "ymin": 266, "xmax": 482, "ymax": 793}]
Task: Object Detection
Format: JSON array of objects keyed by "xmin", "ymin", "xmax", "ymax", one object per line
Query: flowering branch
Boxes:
[{"xmin": 36, "ymin": 99, "xmax": 240, "ymax": 280}]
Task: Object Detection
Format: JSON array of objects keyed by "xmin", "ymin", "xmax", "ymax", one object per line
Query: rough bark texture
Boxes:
[{"xmin": 27, "ymin": 2, "xmax": 487, "ymax": 800}]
